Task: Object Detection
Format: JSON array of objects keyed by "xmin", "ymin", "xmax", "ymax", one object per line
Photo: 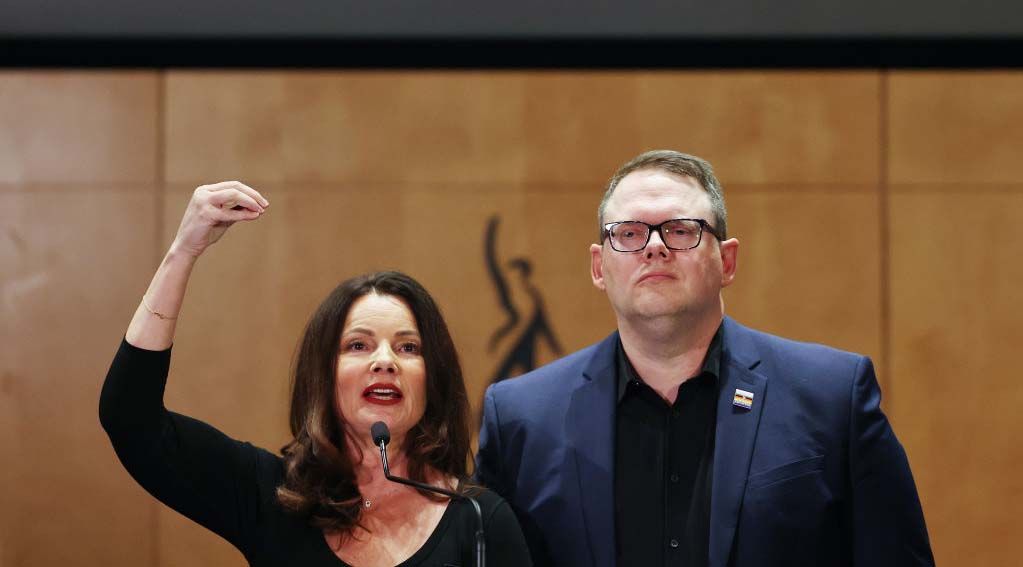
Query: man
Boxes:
[{"xmin": 476, "ymin": 150, "xmax": 933, "ymax": 567}]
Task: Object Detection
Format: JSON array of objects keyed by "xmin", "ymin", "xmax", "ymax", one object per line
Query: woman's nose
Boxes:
[{"xmin": 370, "ymin": 350, "xmax": 397, "ymax": 374}]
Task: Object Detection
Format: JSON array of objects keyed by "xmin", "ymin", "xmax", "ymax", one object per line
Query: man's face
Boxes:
[{"xmin": 590, "ymin": 169, "xmax": 738, "ymax": 323}]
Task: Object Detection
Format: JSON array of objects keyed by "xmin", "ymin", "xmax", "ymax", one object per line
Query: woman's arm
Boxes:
[
  {"xmin": 485, "ymin": 497, "xmax": 534, "ymax": 567},
  {"xmin": 101, "ymin": 181, "xmax": 273, "ymax": 556},
  {"xmin": 126, "ymin": 181, "xmax": 268, "ymax": 350}
]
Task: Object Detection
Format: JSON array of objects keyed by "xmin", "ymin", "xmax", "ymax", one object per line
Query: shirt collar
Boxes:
[{"xmin": 616, "ymin": 322, "xmax": 723, "ymax": 404}]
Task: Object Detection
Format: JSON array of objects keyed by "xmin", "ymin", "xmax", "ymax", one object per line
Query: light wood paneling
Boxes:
[
  {"xmin": 397, "ymin": 186, "xmax": 615, "ymax": 403},
  {"xmin": 888, "ymin": 71, "xmax": 1023, "ymax": 566},
  {"xmin": 164, "ymin": 71, "xmax": 700, "ymax": 187},
  {"xmin": 890, "ymin": 72, "xmax": 1023, "ymax": 185},
  {"xmin": 0, "ymin": 72, "xmax": 158, "ymax": 185},
  {"xmin": 518, "ymin": 189, "xmax": 618, "ymax": 350},
  {"xmin": 725, "ymin": 188, "xmax": 883, "ymax": 362},
  {"xmin": 515, "ymin": 75, "xmax": 642, "ymax": 186},
  {"xmin": 889, "ymin": 191, "xmax": 1023, "ymax": 567},
  {"xmin": 164, "ymin": 71, "xmax": 880, "ymax": 189},
  {"xmin": 0, "ymin": 190, "xmax": 159, "ymax": 567},
  {"xmin": 636, "ymin": 71, "xmax": 881, "ymax": 185},
  {"xmin": 164, "ymin": 72, "xmax": 533, "ymax": 185},
  {"xmin": 0, "ymin": 69, "xmax": 160, "ymax": 567}
]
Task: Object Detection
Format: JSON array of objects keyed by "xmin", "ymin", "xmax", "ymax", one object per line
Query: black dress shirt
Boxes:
[{"xmin": 614, "ymin": 327, "xmax": 722, "ymax": 567}]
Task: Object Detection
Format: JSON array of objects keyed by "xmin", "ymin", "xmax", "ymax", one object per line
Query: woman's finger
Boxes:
[
  {"xmin": 210, "ymin": 204, "xmax": 263, "ymax": 223},
  {"xmin": 229, "ymin": 181, "xmax": 270, "ymax": 208},
  {"xmin": 210, "ymin": 188, "xmax": 263, "ymax": 213},
  {"xmin": 204, "ymin": 181, "xmax": 269, "ymax": 208}
]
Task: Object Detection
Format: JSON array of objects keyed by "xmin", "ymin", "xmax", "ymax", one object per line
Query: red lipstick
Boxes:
[{"xmin": 362, "ymin": 383, "xmax": 404, "ymax": 406}]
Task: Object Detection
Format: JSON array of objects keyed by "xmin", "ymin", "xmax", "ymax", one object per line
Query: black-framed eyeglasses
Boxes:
[{"xmin": 602, "ymin": 218, "xmax": 720, "ymax": 252}]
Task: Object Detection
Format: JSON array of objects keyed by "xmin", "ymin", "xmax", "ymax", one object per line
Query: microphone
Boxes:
[
  {"xmin": 370, "ymin": 421, "xmax": 485, "ymax": 567},
  {"xmin": 371, "ymin": 421, "xmax": 390, "ymax": 446}
]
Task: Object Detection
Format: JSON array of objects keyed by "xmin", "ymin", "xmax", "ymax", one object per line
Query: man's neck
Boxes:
[{"xmin": 617, "ymin": 312, "xmax": 722, "ymax": 404}]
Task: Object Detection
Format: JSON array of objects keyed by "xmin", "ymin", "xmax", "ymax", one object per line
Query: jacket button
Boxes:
[{"xmin": 669, "ymin": 539, "xmax": 679, "ymax": 548}]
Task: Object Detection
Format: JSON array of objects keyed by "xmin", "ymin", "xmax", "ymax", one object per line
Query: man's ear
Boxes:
[
  {"xmin": 719, "ymin": 237, "xmax": 739, "ymax": 288},
  {"xmin": 590, "ymin": 243, "xmax": 606, "ymax": 291}
]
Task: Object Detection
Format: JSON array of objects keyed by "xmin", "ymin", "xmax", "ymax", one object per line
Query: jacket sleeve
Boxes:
[
  {"xmin": 475, "ymin": 384, "xmax": 507, "ymax": 497},
  {"xmin": 475, "ymin": 383, "xmax": 559, "ymax": 566},
  {"xmin": 848, "ymin": 356, "xmax": 935, "ymax": 566},
  {"xmin": 98, "ymin": 338, "xmax": 270, "ymax": 557}
]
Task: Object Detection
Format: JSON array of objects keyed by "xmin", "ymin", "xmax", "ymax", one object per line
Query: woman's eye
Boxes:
[
  {"xmin": 346, "ymin": 340, "xmax": 367, "ymax": 351},
  {"xmin": 400, "ymin": 342, "xmax": 421, "ymax": 354}
]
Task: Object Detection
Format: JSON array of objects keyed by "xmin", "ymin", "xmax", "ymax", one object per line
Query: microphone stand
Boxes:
[{"xmin": 374, "ymin": 431, "xmax": 485, "ymax": 567}]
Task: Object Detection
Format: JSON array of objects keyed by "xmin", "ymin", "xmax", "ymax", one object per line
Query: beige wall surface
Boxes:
[
  {"xmin": 1, "ymin": 69, "xmax": 1019, "ymax": 567},
  {"xmin": 888, "ymin": 71, "xmax": 1023, "ymax": 566}
]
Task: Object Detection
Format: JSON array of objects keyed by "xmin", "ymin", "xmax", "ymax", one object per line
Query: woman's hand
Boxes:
[
  {"xmin": 124, "ymin": 181, "xmax": 269, "ymax": 350},
  {"xmin": 170, "ymin": 181, "xmax": 269, "ymax": 259}
]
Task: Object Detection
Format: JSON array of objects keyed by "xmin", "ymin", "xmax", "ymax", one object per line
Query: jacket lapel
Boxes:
[
  {"xmin": 566, "ymin": 332, "xmax": 619, "ymax": 567},
  {"xmin": 709, "ymin": 318, "xmax": 768, "ymax": 567}
]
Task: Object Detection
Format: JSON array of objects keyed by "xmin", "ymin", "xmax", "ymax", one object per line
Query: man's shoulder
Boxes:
[
  {"xmin": 725, "ymin": 317, "xmax": 871, "ymax": 393},
  {"xmin": 728, "ymin": 317, "xmax": 866, "ymax": 363}
]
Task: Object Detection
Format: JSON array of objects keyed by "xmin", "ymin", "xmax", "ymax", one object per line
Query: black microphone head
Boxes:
[{"xmin": 371, "ymin": 421, "xmax": 390, "ymax": 446}]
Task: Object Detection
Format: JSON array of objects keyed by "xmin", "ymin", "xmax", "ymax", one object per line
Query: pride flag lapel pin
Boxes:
[{"xmin": 732, "ymin": 389, "xmax": 754, "ymax": 410}]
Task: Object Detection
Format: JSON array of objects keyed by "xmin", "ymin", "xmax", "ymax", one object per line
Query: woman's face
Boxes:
[{"xmin": 335, "ymin": 292, "xmax": 427, "ymax": 448}]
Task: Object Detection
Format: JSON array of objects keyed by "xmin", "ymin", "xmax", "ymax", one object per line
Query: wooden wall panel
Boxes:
[
  {"xmin": 889, "ymin": 192, "xmax": 1023, "ymax": 567},
  {"xmin": 0, "ymin": 71, "xmax": 160, "ymax": 567},
  {"xmin": 164, "ymin": 72, "xmax": 536, "ymax": 186},
  {"xmin": 0, "ymin": 72, "xmax": 158, "ymax": 185},
  {"xmin": 0, "ymin": 191, "xmax": 159, "ymax": 567},
  {"xmin": 888, "ymin": 71, "xmax": 1023, "ymax": 567},
  {"xmin": 635, "ymin": 71, "xmax": 881, "ymax": 185},
  {"xmin": 890, "ymin": 72, "xmax": 1023, "ymax": 185},
  {"xmin": 164, "ymin": 71, "xmax": 881, "ymax": 188},
  {"xmin": 397, "ymin": 188, "xmax": 615, "ymax": 406},
  {"xmin": 514, "ymin": 74, "xmax": 644, "ymax": 185},
  {"xmin": 726, "ymin": 189, "xmax": 883, "ymax": 362}
]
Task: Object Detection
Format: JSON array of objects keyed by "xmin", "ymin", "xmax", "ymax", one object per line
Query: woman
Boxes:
[{"xmin": 100, "ymin": 181, "xmax": 532, "ymax": 566}]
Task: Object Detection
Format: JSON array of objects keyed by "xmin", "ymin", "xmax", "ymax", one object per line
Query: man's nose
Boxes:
[{"xmin": 645, "ymin": 229, "xmax": 670, "ymax": 259}]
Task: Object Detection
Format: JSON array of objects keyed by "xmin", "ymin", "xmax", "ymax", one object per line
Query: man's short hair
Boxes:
[{"xmin": 598, "ymin": 150, "xmax": 728, "ymax": 242}]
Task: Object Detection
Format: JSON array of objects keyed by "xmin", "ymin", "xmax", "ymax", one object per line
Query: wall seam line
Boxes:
[
  {"xmin": 152, "ymin": 68, "xmax": 167, "ymax": 567},
  {"xmin": 879, "ymin": 70, "xmax": 893, "ymax": 414}
]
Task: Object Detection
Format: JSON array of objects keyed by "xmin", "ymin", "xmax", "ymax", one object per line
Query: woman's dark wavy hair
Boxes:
[{"xmin": 276, "ymin": 271, "xmax": 473, "ymax": 534}]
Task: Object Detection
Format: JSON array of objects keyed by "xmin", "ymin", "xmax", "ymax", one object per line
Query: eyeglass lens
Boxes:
[{"xmin": 609, "ymin": 219, "xmax": 703, "ymax": 251}]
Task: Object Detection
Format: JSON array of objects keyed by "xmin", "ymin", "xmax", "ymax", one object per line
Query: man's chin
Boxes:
[
  {"xmin": 625, "ymin": 299, "xmax": 689, "ymax": 321},
  {"xmin": 608, "ymin": 289, "xmax": 694, "ymax": 321}
]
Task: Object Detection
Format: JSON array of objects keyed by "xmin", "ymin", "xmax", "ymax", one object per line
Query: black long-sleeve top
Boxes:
[{"xmin": 100, "ymin": 338, "xmax": 531, "ymax": 567}]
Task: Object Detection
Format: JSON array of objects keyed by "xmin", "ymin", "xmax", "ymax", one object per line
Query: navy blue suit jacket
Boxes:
[{"xmin": 476, "ymin": 317, "xmax": 933, "ymax": 567}]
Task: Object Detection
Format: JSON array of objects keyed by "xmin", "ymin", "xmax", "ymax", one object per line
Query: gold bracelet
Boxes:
[{"xmin": 141, "ymin": 295, "xmax": 178, "ymax": 320}]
